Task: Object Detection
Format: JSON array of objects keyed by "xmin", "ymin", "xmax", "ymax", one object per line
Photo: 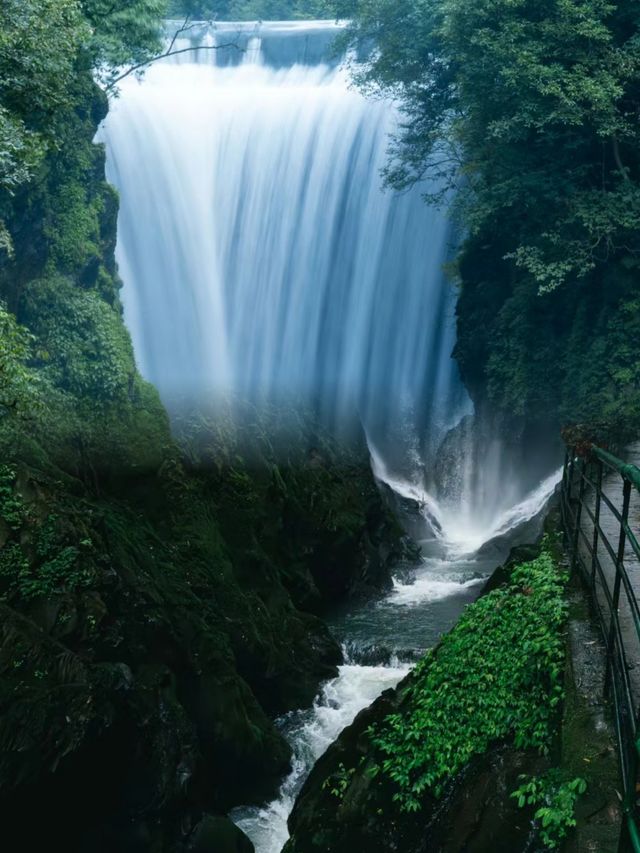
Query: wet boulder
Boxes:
[{"xmin": 187, "ymin": 816, "xmax": 255, "ymax": 853}]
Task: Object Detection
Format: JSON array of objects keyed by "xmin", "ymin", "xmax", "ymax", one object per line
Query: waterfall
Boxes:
[
  {"xmin": 98, "ymin": 16, "xmax": 562, "ymax": 546},
  {"xmin": 98, "ymin": 20, "xmax": 469, "ymax": 462},
  {"xmin": 97, "ymin": 23, "xmax": 562, "ymax": 853}
]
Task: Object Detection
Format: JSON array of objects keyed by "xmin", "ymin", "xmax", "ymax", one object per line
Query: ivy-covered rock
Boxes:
[{"xmin": 284, "ymin": 547, "xmax": 568, "ymax": 853}]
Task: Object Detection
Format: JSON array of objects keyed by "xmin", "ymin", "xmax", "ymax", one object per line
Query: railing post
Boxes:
[
  {"xmin": 571, "ymin": 456, "xmax": 586, "ymax": 575},
  {"xmin": 561, "ymin": 449, "xmax": 570, "ymax": 547},
  {"xmin": 591, "ymin": 459, "xmax": 603, "ymax": 589},
  {"xmin": 604, "ymin": 477, "xmax": 632, "ymax": 698},
  {"xmin": 568, "ymin": 450, "xmax": 576, "ymax": 502},
  {"xmin": 568, "ymin": 443, "xmax": 640, "ymax": 851}
]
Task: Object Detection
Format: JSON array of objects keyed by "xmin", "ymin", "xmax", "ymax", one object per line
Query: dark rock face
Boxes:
[
  {"xmin": 0, "ymin": 428, "xmax": 405, "ymax": 851},
  {"xmin": 187, "ymin": 816, "xmax": 255, "ymax": 853},
  {"xmin": 0, "ymin": 72, "xmax": 409, "ymax": 853},
  {"xmin": 432, "ymin": 410, "xmax": 561, "ymax": 519}
]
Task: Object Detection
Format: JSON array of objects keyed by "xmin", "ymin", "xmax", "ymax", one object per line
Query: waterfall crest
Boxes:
[{"xmin": 98, "ymin": 21, "xmax": 468, "ymax": 453}]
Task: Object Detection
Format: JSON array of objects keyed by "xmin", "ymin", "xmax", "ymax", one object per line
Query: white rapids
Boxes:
[
  {"xmin": 231, "ymin": 660, "xmax": 409, "ymax": 852},
  {"xmin": 230, "ymin": 455, "xmax": 559, "ymax": 853}
]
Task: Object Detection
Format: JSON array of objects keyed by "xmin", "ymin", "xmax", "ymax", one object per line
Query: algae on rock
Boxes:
[{"xmin": 0, "ymin": 31, "xmax": 407, "ymax": 853}]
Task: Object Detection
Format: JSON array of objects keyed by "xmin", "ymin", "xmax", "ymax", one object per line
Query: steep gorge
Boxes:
[
  {"xmin": 1, "ymin": 5, "xmax": 630, "ymax": 853},
  {"xmin": 0, "ymin": 39, "xmax": 410, "ymax": 852}
]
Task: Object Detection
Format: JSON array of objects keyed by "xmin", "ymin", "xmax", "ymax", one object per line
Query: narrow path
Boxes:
[
  {"xmin": 576, "ymin": 442, "xmax": 640, "ymax": 713},
  {"xmin": 563, "ymin": 588, "xmax": 622, "ymax": 852}
]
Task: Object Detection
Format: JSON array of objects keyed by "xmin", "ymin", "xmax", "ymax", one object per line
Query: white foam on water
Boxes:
[
  {"xmin": 370, "ymin": 437, "xmax": 562, "ymax": 555},
  {"xmin": 231, "ymin": 662, "xmax": 409, "ymax": 853},
  {"xmin": 390, "ymin": 573, "xmax": 484, "ymax": 607},
  {"xmin": 369, "ymin": 443, "xmax": 446, "ymax": 531}
]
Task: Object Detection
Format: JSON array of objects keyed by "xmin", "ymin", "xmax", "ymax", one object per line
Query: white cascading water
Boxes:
[
  {"xmin": 232, "ymin": 659, "xmax": 411, "ymax": 852},
  {"xmin": 370, "ymin": 442, "xmax": 563, "ymax": 554},
  {"xmin": 98, "ymin": 20, "xmax": 469, "ymax": 462},
  {"xmin": 98, "ymin": 21, "xmax": 561, "ymax": 853}
]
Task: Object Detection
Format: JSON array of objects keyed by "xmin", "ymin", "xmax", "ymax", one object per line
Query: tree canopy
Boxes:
[
  {"xmin": 0, "ymin": 304, "xmax": 38, "ymax": 417},
  {"xmin": 0, "ymin": 0, "xmax": 168, "ymax": 250},
  {"xmin": 337, "ymin": 0, "xmax": 640, "ymax": 292},
  {"xmin": 168, "ymin": 0, "xmax": 329, "ymax": 21}
]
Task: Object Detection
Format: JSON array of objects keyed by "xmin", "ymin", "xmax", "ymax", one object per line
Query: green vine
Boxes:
[
  {"xmin": 366, "ymin": 548, "xmax": 567, "ymax": 812},
  {"xmin": 322, "ymin": 762, "xmax": 356, "ymax": 800},
  {"xmin": 0, "ymin": 465, "xmax": 25, "ymax": 529}
]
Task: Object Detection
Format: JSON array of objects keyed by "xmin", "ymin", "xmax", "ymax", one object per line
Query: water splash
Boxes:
[
  {"xmin": 231, "ymin": 661, "xmax": 410, "ymax": 853},
  {"xmin": 371, "ymin": 436, "xmax": 561, "ymax": 554},
  {"xmin": 368, "ymin": 440, "xmax": 446, "ymax": 532},
  {"xmin": 389, "ymin": 571, "xmax": 484, "ymax": 607}
]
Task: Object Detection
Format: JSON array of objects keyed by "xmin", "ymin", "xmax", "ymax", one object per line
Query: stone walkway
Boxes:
[
  {"xmin": 563, "ymin": 588, "xmax": 622, "ymax": 853},
  {"xmin": 566, "ymin": 443, "xmax": 640, "ymax": 851},
  {"xmin": 575, "ymin": 443, "xmax": 640, "ymax": 721}
]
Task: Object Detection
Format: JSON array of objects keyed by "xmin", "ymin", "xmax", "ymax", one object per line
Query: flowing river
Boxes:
[
  {"xmin": 230, "ymin": 466, "xmax": 560, "ymax": 852},
  {"xmin": 98, "ymin": 19, "xmax": 562, "ymax": 852}
]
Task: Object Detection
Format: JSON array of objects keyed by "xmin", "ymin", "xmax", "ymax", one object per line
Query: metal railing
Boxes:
[{"xmin": 561, "ymin": 445, "xmax": 640, "ymax": 853}]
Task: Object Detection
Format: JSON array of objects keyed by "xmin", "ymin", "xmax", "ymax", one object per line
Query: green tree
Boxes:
[
  {"xmin": 168, "ymin": 0, "xmax": 330, "ymax": 20},
  {"xmin": 0, "ymin": 0, "xmax": 88, "ymax": 249},
  {"xmin": 0, "ymin": 0, "xmax": 169, "ymax": 249},
  {"xmin": 81, "ymin": 0, "xmax": 168, "ymax": 86},
  {"xmin": 337, "ymin": 0, "xmax": 640, "ymax": 292},
  {"xmin": 0, "ymin": 304, "xmax": 38, "ymax": 418}
]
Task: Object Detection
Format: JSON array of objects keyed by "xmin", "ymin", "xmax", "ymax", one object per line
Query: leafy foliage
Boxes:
[
  {"xmin": 0, "ymin": 0, "xmax": 167, "ymax": 245},
  {"xmin": 512, "ymin": 771, "xmax": 587, "ymax": 849},
  {"xmin": 0, "ymin": 0, "xmax": 89, "ymax": 248},
  {"xmin": 82, "ymin": 0, "xmax": 168, "ymax": 87},
  {"xmin": 0, "ymin": 466, "xmax": 25, "ymax": 529},
  {"xmin": 338, "ymin": 0, "xmax": 640, "ymax": 292},
  {"xmin": 0, "ymin": 2, "xmax": 175, "ymax": 481},
  {"xmin": 23, "ymin": 276, "xmax": 137, "ymax": 403},
  {"xmin": 367, "ymin": 549, "xmax": 567, "ymax": 812},
  {"xmin": 0, "ymin": 542, "xmax": 92, "ymax": 602},
  {"xmin": 339, "ymin": 0, "xmax": 640, "ymax": 439},
  {"xmin": 0, "ymin": 305, "xmax": 39, "ymax": 418},
  {"xmin": 323, "ymin": 762, "xmax": 356, "ymax": 799}
]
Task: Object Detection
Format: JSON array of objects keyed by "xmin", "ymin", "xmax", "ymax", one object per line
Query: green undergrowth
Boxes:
[
  {"xmin": 512, "ymin": 770, "xmax": 587, "ymax": 850},
  {"xmin": 368, "ymin": 547, "xmax": 568, "ymax": 812}
]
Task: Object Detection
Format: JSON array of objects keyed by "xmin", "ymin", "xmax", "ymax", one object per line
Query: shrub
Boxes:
[{"xmin": 368, "ymin": 549, "xmax": 567, "ymax": 812}]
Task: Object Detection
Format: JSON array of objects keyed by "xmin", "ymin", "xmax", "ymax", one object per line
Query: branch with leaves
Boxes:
[{"xmin": 104, "ymin": 15, "xmax": 244, "ymax": 91}]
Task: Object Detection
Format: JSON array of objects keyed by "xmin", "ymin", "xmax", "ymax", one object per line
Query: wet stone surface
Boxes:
[{"xmin": 562, "ymin": 587, "xmax": 622, "ymax": 852}]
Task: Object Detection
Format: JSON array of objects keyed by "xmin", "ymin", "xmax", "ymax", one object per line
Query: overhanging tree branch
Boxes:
[{"xmin": 105, "ymin": 16, "xmax": 244, "ymax": 92}]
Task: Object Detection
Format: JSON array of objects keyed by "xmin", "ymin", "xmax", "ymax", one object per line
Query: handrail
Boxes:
[
  {"xmin": 561, "ymin": 443, "xmax": 640, "ymax": 853},
  {"xmin": 592, "ymin": 446, "xmax": 640, "ymax": 493}
]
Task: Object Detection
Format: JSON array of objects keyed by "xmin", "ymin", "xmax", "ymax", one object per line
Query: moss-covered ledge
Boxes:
[{"xmin": 561, "ymin": 585, "xmax": 621, "ymax": 851}]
